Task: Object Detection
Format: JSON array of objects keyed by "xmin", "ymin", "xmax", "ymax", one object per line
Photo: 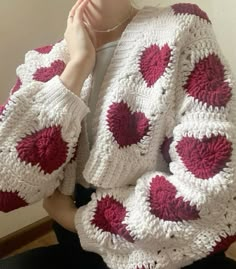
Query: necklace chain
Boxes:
[{"xmin": 82, "ymin": 6, "xmax": 135, "ymax": 33}]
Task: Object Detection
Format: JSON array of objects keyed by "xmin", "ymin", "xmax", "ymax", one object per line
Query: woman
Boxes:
[{"xmin": 0, "ymin": 0, "xmax": 236, "ymax": 268}]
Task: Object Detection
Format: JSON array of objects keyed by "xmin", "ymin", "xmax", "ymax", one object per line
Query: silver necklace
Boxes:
[{"xmin": 83, "ymin": 6, "xmax": 135, "ymax": 33}]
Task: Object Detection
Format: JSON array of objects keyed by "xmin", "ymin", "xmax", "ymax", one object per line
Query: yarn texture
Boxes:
[{"xmin": 0, "ymin": 3, "xmax": 236, "ymax": 269}]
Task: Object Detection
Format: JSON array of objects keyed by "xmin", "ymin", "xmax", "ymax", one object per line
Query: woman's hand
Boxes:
[
  {"xmin": 43, "ymin": 189, "xmax": 77, "ymax": 233},
  {"xmin": 60, "ymin": 0, "xmax": 97, "ymax": 94},
  {"xmin": 64, "ymin": 0, "xmax": 96, "ymax": 76}
]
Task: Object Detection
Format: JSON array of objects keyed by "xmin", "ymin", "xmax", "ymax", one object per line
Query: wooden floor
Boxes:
[
  {"xmin": 227, "ymin": 242, "xmax": 236, "ymax": 261},
  {"xmin": 5, "ymin": 230, "xmax": 236, "ymax": 261},
  {"xmin": 5, "ymin": 231, "xmax": 57, "ymax": 258}
]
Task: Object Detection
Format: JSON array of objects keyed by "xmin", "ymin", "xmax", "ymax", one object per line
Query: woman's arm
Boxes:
[
  {"xmin": 0, "ymin": 45, "xmax": 90, "ymax": 212},
  {"xmin": 0, "ymin": 0, "xmax": 96, "ymax": 212},
  {"xmin": 43, "ymin": 189, "xmax": 77, "ymax": 233}
]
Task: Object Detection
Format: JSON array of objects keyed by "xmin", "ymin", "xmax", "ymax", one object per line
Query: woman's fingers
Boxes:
[
  {"xmin": 63, "ymin": 0, "xmax": 96, "ymax": 78},
  {"xmin": 67, "ymin": 0, "xmax": 85, "ymax": 24},
  {"xmin": 69, "ymin": 0, "xmax": 83, "ymax": 17},
  {"xmin": 83, "ymin": 8, "xmax": 91, "ymax": 26},
  {"xmin": 74, "ymin": 0, "xmax": 90, "ymax": 23}
]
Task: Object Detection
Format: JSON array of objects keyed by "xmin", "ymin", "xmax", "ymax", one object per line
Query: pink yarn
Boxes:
[
  {"xmin": 212, "ymin": 235, "xmax": 236, "ymax": 254},
  {"xmin": 16, "ymin": 125, "xmax": 68, "ymax": 174},
  {"xmin": 69, "ymin": 141, "xmax": 79, "ymax": 163},
  {"xmin": 184, "ymin": 54, "xmax": 232, "ymax": 107},
  {"xmin": 107, "ymin": 101, "xmax": 150, "ymax": 148},
  {"xmin": 0, "ymin": 98, "xmax": 10, "ymax": 121},
  {"xmin": 34, "ymin": 45, "xmax": 53, "ymax": 54},
  {"xmin": 172, "ymin": 3, "xmax": 211, "ymax": 23},
  {"xmin": 176, "ymin": 135, "xmax": 232, "ymax": 179},
  {"xmin": 92, "ymin": 195, "xmax": 134, "ymax": 242},
  {"xmin": 139, "ymin": 44, "xmax": 171, "ymax": 87},
  {"xmin": 0, "ymin": 105, "xmax": 5, "ymax": 117},
  {"xmin": 149, "ymin": 175, "xmax": 199, "ymax": 221},
  {"xmin": 33, "ymin": 60, "xmax": 66, "ymax": 82},
  {"xmin": 0, "ymin": 191, "xmax": 28, "ymax": 212}
]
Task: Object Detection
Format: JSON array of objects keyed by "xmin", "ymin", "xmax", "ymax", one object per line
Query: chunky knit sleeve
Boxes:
[
  {"xmin": 74, "ymin": 5, "xmax": 236, "ymax": 269},
  {"xmin": 0, "ymin": 40, "xmax": 90, "ymax": 212}
]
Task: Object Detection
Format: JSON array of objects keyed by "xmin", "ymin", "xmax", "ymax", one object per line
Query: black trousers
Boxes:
[{"xmin": 1, "ymin": 184, "xmax": 236, "ymax": 269}]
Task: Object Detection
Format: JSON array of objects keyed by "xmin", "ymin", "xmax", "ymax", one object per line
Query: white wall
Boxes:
[{"xmin": 0, "ymin": 0, "xmax": 235, "ymax": 237}]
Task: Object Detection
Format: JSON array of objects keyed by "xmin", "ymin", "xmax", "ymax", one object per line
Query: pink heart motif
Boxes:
[
  {"xmin": 149, "ymin": 175, "xmax": 200, "ymax": 221},
  {"xmin": 33, "ymin": 60, "xmax": 66, "ymax": 82},
  {"xmin": 176, "ymin": 135, "xmax": 232, "ymax": 179},
  {"xmin": 107, "ymin": 101, "xmax": 150, "ymax": 148},
  {"xmin": 16, "ymin": 125, "xmax": 68, "ymax": 174},
  {"xmin": 172, "ymin": 3, "xmax": 211, "ymax": 23},
  {"xmin": 34, "ymin": 44, "xmax": 54, "ymax": 54},
  {"xmin": 184, "ymin": 54, "xmax": 232, "ymax": 107},
  {"xmin": 92, "ymin": 195, "xmax": 134, "ymax": 242},
  {"xmin": 0, "ymin": 191, "xmax": 28, "ymax": 212},
  {"xmin": 139, "ymin": 43, "xmax": 172, "ymax": 87}
]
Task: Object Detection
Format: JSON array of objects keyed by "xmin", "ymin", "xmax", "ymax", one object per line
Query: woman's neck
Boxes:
[{"xmin": 84, "ymin": 0, "xmax": 139, "ymax": 48}]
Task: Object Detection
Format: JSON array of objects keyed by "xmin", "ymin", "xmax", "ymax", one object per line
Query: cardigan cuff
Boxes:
[
  {"xmin": 36, "ymin": 75, "xmax": 90, "ymax": 122},
  {"xmin": 74, "ymin": 206, "xmax": 103, "ymax": 255}
]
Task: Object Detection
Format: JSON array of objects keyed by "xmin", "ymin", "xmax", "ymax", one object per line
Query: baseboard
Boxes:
[{"xmin": 0, "ymin": 216, "xmax": 53, "ymax": 258}]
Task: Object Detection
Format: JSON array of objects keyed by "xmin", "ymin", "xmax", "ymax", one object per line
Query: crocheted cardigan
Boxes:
[{"xmin": 1, "ymin": 3, "xmax": 236, "ymax": 269}]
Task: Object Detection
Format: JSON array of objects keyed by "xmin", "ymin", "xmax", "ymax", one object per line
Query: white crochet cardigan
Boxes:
[{"xmin": 1, "ymin": 3, "xmax": 236, "ymax": 269}]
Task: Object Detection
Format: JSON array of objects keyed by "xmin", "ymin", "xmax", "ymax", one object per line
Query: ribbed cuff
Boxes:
[
  {"xmin": 74, "ymin": 206, "xmax": 102, "ymax": 254},
  {"xmin": 36, "ymin": 75, "xmax": 90, "ymax": 122}
]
